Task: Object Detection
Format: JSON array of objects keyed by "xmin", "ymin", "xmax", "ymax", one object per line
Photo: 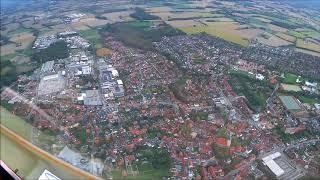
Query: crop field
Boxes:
[
  {"xmin": 148, "ymin": 12, "xmax": 172, "ymax": 20},
  {"xmin": 79, "ymin": 17, "xmax": 110, "ymax": 27},
  {"xmin": 0, "ymin": 44, "xmax": 16, "ymax": 56},
  {"xmin": 256, "ymin": 33, "xmax": 292, "ymax": 47},
  {"xmin": 168, "ymin": 12, "xmax": 214, "ymax": 19},
  {"xmin": 275, "ymin": 32, "xmax": 296, "ymax": 42},
  {"xmin": 71, "ymin": 22, "xmax": 91, "ymax": 31},
  {"xmin": 296, "ymin": 39, "xmax": 320, "ymax": 53},
  {"xmin": 295, "ymin": 28, "xmax": 320, "ymax": 38},
  {"xmin": 11, "ymin": 55, "xmax": 31, "ymax": 64},
  {"xmin": 203, "ymin": 17, "xmax": 234, "ymax": 22},
  {"xmin": 145, "ymin": 6, "xmax": 173, "ymax": 13},
  {"xmin": 101, "ymin": 10, "xmax": 134, "ymax": 22},
  {"xmin": 9, "ymin": 32, "xmax": 36, "ymax": 50},
  {"xmin": 7, "ymin": 27, "xmax": 33, "ymax": 36},
  {"xmin": 165, "ymin": 19, "xmax": 204, "ymax": 28},
  {"xmin": 96, "ymin": 48, "xmax": 113, "ymax": 57},
  {"xmin": 253, "ymin": 17, "xmax": 272, "ymax": 23},
  {"xmin": 268, "ymin": 24, "xmax": 289, "ymax": 32},
  {"xmin": 288, "ymin": 30, "xmax": 306, "ymax": 39},
  {"xmin": 179, "ymin": 22, "xmax": 253, "ymax": 46},
  {"xmin": 295, "ymin": 48, "xmax": 320, "ymax": 57}
]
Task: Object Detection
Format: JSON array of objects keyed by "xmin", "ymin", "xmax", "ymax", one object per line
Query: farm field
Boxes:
[
  {"xmin": 80, "ymin": 17, "xmax": 111, "ymax": 27},
  {"xmin": 295, "ymin": 48, "xmax": 320, "ymax": 57},
  {"xmin": 9, "ymin": 32, "xmax": 36, "ymax": 50},
  {"xmin": 256, "ymin": 33, "xmax": 293, "ymax": 47},
  {"xmin": 275, "ymin": 32, "xmax": 296, "ymax": 42},
  {"xmin": 296, "ymin": 39, "xmax": 320, "ymax": 53},
  {"xmin": 179, "ymin": 22, "xmax": 255, "ymax": 46},
  {"xmin": 101, "ymin": 10, "xmax": 134, "ymax": 22},
  {"xmin": 96, "ymin": 48, "xmax": 113, "ymax": 57},
  {"xmin": 0, "ymin": 44, "xmax": 16, "ymax": 56}
]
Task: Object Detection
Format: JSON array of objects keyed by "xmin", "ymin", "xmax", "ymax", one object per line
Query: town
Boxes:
[
  {"xmin": 1, "ymin": 0, "xmax": 320, "ymax": 179},
  {"xmin": 1, "ymin": 27, "xmax": 320, "ymax": 179}
]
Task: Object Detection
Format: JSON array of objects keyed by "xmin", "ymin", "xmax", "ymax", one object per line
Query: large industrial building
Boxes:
[
  {"xmin": 38, "ymin": 73, "xmax": 66, "ymax": 96},
  {"xmin": 261, "ymin": 152, "xmax": 304, "ymax": 180}
]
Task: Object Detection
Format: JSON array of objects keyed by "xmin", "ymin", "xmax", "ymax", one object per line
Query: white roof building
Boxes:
[
  {"xmin": 38, "ymin": 169, "xmax": 61, "ymax": 180},
  {"xmin": 305, "ymin": 81, "xmax": 317, "ymax": 87},
  {"xmin": 117, "ymin": 79, "xmax": 123, "ymax": 85},
  {"xmin": 112, "ymin": 69, "xmax": 119, "ymax": 77},
  {"xmin": 262, "ymin": 152, "xmax": 284, "ymax": 177}
]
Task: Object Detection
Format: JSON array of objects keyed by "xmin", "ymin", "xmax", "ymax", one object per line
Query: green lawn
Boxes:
[
  {"xmin": 283, "ymin": 73, "xmax": 299, "ymax": 84},
  {"xmin": 112, "ymin": 163, "xmax": 169, "ymax": 180},
  {"xmin": 298, "ymin": 96, "xmax": 320, "ymax": 104}
]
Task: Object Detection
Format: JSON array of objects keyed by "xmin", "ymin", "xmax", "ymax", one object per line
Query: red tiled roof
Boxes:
[{"xmin": 216, "ymin": 137, "xmax": 229, "ymax": 146}]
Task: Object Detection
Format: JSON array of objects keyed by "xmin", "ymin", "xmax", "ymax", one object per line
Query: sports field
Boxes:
[
  {"xmin": 281, "ymin": 83, "xmax": 302, "ymax": 92},
  {"xmin": 279, "ymin": 96, "xmax": 301, "ymax": 110}
]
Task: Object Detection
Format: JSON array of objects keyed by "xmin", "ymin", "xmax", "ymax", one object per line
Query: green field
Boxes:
[
  {"xmin": 298, "ymin": 96, "xmax": 320, "ymax": 104},
  {"xmin": 282, "ymin": 73, "xmax": 299, "ymax": 84},
  {"xmin": 0, "ymin": 107, "xmax": 32, "ymax": 140},
  {"xmin": 80, "ymin": 28, "xmax": 103, "ymax": 48},
  {"xmin": 112, "ymin": 164, "xmax": 169, "ymax": 180}
]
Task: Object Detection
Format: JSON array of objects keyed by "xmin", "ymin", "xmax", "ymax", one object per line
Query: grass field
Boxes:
[
  {"xmin": 80, "ymin": 28, "xmax": 103, "ymax": 48},
  {"xmin": 112, "ymin": 164, "xmax": 169, "ymax": 180},
  {"xmin": 281, "ymin": 83, "xmax": 302, "ymax": 92},
  {"xmin": 298, "ymin": 96, "xmax": 320, "ymax": 104},
  {"xmin": 288, "ymin": 30, "xmax": 306, "ymax": 39},
  {"xmin": 283, "ymin": 73, "xmax": 299, "ymax": 84},
  {"xmin": 0, "ymin": 107, "xmax": 32, "ymax": 140}
]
